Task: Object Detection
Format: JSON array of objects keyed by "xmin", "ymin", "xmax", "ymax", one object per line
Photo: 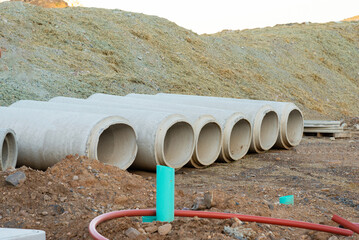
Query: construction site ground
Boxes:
[
  {"xmin": 0, "ymin": 136, "xmax": 358, "ymax": 240},
  {"xmin": 0, "ymin": 2, "xmax": 359, "ymax": 240}
]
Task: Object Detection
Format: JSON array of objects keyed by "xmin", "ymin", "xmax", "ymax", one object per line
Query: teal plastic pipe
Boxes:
[{"xmin": 156, "ymin": 165, "xmax": 175, "ymax": 222}]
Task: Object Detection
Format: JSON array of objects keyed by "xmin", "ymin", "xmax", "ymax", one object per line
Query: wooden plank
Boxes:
[{"xmin": 333, "ymin": 132, "xmax": 352, "ymax": 139}]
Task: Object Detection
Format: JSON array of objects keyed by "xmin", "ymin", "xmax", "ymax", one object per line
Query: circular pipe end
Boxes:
[
  {"xmin": 156, "ymin": 115, "xmax": 195, "ymax": 169},
  {"xmin": 221, "ymin": 114, "xmax": 252, "ymax": 162},
  {"xmin": 285, "ymin": 108, "xmax": 303, "ymax": 147},
  {"xmin": 191, "ymin": 118, "xmax": 222, "ymax": 167},
  {"xmin": 259, "ymin": 110, "xmax": 279, "ymax": 151},
  {"xmin": 0, "ymin": 129, "xmax": 18, "ymax": 171},
  {"xmin": 88, "ymin": 117, "xmax": 138, "ymax": 170},
  {"xmin": 252, "ymin": 107, "xmax": 279, "ymax": 153}
]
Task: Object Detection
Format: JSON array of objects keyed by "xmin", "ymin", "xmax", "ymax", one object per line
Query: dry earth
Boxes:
[{"xmin": 1, "ymin": 136, "xmax": 358, "ymax": 239}]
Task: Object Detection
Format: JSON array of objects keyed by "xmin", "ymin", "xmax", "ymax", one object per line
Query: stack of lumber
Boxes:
[{"xmin": 303, "ymin": 120, "xmax": 351, "ymax": 138}]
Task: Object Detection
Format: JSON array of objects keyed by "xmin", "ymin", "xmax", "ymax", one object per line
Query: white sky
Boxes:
[{"xmin": 54, "ymin": 0, "xmax": 359, "ymax": 34}]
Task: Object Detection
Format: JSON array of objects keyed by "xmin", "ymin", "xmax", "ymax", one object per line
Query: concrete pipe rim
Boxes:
[
  {"xmin": 0, "ymin": 129, "xmax": 18, "ymax": 171},
  {"xmin": 258, "ymin": 110, "xmax": 279, "ymax": 151},
  {"xmin": 222, "ymin": 114, "xmax": 252, "ymax": 161},
  {"xmin": 192, "ymin": 117, "xmax": 222, "ymax": 167},
  {"xmin": 88, "ymin": 117, "xmax": 138, "ymax": 170},
  {"xmin": 284, "ymin": 108, "xmax": 304, "ymax": 147},
  {"xmin": 155, "ymin": 115, "xmax": 195, "ymax": 169}
]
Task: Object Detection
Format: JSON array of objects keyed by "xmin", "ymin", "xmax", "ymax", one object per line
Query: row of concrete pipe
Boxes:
[{"xmin": 0, "ymin": 93, "xmax": 304, "ymax": 171}]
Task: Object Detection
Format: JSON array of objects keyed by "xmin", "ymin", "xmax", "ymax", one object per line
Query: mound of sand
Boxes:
[{"xmin": 0, "ymin": 1, "xmax": 358, "ymax": 119}]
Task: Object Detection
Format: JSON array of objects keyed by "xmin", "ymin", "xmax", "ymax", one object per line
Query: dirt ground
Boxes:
[{"xmin": 0, "ymin": 135, "xmax": 358, "ymax": 239}]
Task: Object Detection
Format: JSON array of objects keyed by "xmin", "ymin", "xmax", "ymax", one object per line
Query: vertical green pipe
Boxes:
[{"xmin": 156, "ymin": 165, "xmax": 175, "ymax": 222}]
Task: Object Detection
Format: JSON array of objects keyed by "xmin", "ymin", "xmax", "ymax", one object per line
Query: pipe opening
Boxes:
[
  {"xmin": 2, "ymin": 138, "xmax": 8, "ymax": 168},
  {"xmin": 260, "ymin": 111, "xmax": 279, "ymax": 150},
  {"xmin": 196, "ymin": 122, "xmax": 222, "ymax": 165},
  {"xmin": 163, "ymin": 122, "xmax": 194, "ymax": 168},
  {"xmin": 97, "ymin": 124, "xmax": 137, "ymax": 169},
  {"xmin": 286, "ymin": 109, "xmax": 303, "ymax": 146},
  {"xmin": 229, "ymin": 119, "xmax": 251, "ymax": 160}
]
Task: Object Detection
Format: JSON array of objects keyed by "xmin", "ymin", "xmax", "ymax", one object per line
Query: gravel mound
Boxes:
[{"xmin": 0, "ymin": 2, "xmax": 358, "ymax": 119}]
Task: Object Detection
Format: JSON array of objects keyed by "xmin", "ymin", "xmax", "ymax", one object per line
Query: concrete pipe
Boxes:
[
  {"xmin": 153, "ymin": 94, "xmax": 303, "ymax": 149},
  {"xmin": 87, "ymin": 93, "xmax": 222, "ymax": 167},
  {"xmin": 215, "ymin": 99, "xmax": 303, "ymax": 149},
  {"xmin": 127, "ymin": 93, "xmax": 279, "ymax": 153},
  {"xmin": 0, "ymin": 128, "xmax": 18, "ymax": 171},
  {"xmin": 13, "ymin": 99, "xmax": 195, "ymax": 171},
  {"xmin": 89, "ymin": 93, "xmax": 252, "ymax": 163},
  {"xmin": 1, "ymin": 106, "xmax": 137, "ymax": 170}
]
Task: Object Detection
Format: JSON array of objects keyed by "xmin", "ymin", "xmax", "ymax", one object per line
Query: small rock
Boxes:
[
  {"xmin": 192, "ymin": 191, "xmax": 213, "ymax": 210},
  {"xmin": 5, "ymin": 171, "xmax": 26, "ymax": 186},
  {"xmin": 41, "ymin": 211, "xmax": 48, "ymax": 216},
  {"xmin": 268, "ymin": 204, "xmax": 274, "ymax": 210},
  {"xmin": 203, "ymin": 191, "xmax": 213, "ymax": 208},
  {"xmin": 328, "ymin": 236, "xmax": 338, "ymax": 240},
  {"xmin": 330, "ymin": 137, "xmax": 335, "ymax": 141},
  {"xmin": 257, "ymin": 234, "xmax": 267, "ymax": 240},
  {"xmin": 267, "ymin": 231, "xmax": 276, "ymax": 240},
  {"xmin": 158, "ymin": 223, "xmax": 172, "ymax": 235},
  {"xmin": 223, "ymin": 226, "xmax": 254, "ymax": 239},
  {"xmin": 275, "ymin": 157, "xmax": 281, "ymax": 161},
  {"xmin": 44, "ymin": 194, "xmax": 51, "ymax": 201},
  {"xmin": 144, "ymin": 226, "xmax": 157, "ymax": 234},
  {"xmin": 231, "ymin": 217, "xmax": 243, "ymax": 228},
  {"xmin": 59, "ymin": 196, "xmax": 67, "ymax": 202},
  {"xmin": 30, "ymin": 193, "xmax": 37, "ymax": 200},
  {"xmin": 138, "ymin": 228, "xmax": 146, "ymax": 234},
  {"xmin": 125, "ymin": 227, "xmax": 141, "ymax": 238},
  {"xmin": 73, "ymin": 175, "xmax": 79, "ymax": 181},
  {"xmin": 300, "ymin": 235, "xmax": 311, "ymax": 240}
]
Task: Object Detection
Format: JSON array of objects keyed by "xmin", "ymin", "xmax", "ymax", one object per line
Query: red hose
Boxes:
[
  {"xmin": 89, "ymin": 209, "xmax": 353, "ymax": 239},
  {"xmin": 332, "ymin": 215, "xmax": 359, "ymax": 234}
]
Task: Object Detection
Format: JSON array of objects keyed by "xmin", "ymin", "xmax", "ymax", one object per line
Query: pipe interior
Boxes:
[
  {"xmin": 259, "ymin": 111, "xmax": 279, "ymax": 150},
  {"xmin": 197, "ymin": 122, "xmax": 222, "ymax": 165},
  {"xmin": 97, "ymin": 124, "xmax": 137, "ymax": 169},
  {"xmin": 163, "ymin": 122, "xmax": 194, "ymax": 168},
  {"xmin": 229, "ymin": 119, "xmax": 251, "ymax": 160},
  {"xmin": 286, "ymin": 109, "xmax": 303, "ymax": 146},
  {"xmin": 2, "ymin": 137, "xmax": 8, "ymax": 168}
]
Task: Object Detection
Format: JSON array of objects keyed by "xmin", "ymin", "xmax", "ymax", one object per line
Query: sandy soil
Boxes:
[{"xmin": 0, "ymin": 136, "xmax": 358, "ymax": 239}]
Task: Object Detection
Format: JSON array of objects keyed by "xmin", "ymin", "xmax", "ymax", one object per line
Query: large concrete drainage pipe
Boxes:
[
  {"xmin": 0, "ymin": 128, "xmax": 18, "ymax": 171},
  {"xmin": 199, "ymin": 97, "xmax": 303, "ymax": 149},
  {"xmin": 224, "ymin": 115, "xmax": 252, "ymax": 161},
  {"xmin": 193, "ymin": 120, "xmax": 221, "ymax": 167},
  {"xmin": 12, "ymin": 99, "xmax": 195, "ymax": 171},
  {"xmin": 87, "ymin": 94, "xmax": 222, "ymax": 168},
  {"xmin": 127, "ymin": 93, "xmax": 277, "ymax": 153},
  {"xmin": 89, "ymin": 93, "xmax": 251, "ymax": 163},
  {"xmin": 1, "ymin": 107, "xmax": 137, "ymax": 170},
  {"xmin": 284, "ymin": 108, "xmax": 303, "ymax": 148}
]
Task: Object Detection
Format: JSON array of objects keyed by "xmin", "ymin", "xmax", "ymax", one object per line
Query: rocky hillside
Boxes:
[{"xmin": 0, "ymin": 2, "xmax": 358, "ymax": 119}]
